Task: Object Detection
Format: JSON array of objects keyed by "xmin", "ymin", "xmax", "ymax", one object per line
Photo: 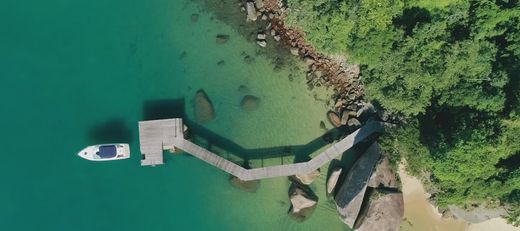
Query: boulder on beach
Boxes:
[
  {"xmin": 335, "ymin": 143, "xmax": 382, "ymax": 228},
  {"xmin": 294, "ymin": 169, "xmax": 320, "ymax": 185},
  {"xmin": 368, "ymin": 157, "xmax": 398, "ymax": 188},
  {"xmin": 289, "ymin": 184, "xmax": 318, "ymax": 222},
  {"xmin": 327, "ymin": 111, "xmax": 342, "ymax": 127},
  {"xmin": 229, "ymin": 175, "xmax": 260, "ymax": 193},
  {"xmin": 327, "ymin": 167, "xmax": 343, "ymax": 196},
  {"xmin": 194, "ymin": 89, "xmax": 215, "ymax": 123},
  {"xmin": 216, "ymin": 34, "xmax": 229, "ymax": 44},
  {"xmin": 355, "ymin": 191, "xmax": 404, "ymax": 231},
  {"xmin": 240, "ymin": 95, "xmax": 260, "ymax": 111}
]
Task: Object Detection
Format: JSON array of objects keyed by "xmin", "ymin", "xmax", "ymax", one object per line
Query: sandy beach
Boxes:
[{"xmin": 399, "ymin": 163, "xmax": 520, "ymax": 231}]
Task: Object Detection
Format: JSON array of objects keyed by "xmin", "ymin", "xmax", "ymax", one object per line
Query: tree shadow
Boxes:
[{"xmin": 394, "ymin": 7, "xmax": 431, "ymax": 36}]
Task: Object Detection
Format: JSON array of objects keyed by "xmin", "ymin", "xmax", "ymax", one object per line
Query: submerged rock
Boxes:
[
  {"xmin": 319, "ymin": 121, "xmax": 326, "ymax": 130},
  {"xmin": 244, "ymin": 55, "xmax": 254, "ymax": 64},
  {"xmin": 294, "ymin": 169, "xmax": 320, "ymax": 185},
  {"xmin": 327, "ymin": 167, "xmax": 343, "ymax": 196},
  {"xmin": 327, "ymin": 111, "xmax": 342, "ymax": 127},
  {"xmin": 229, "ymin": 175, "xmax": 260, "ymax": 193},
  {"xmin": 190, "ymin": 13, "xmax": 199, "ymax": 22},
  {"xmin": 216, "ymin": 34, "xmax": 229, "ymax": 44},
  {"xmin": 217, "ymin": 60, "xmax": 225, "ymax": 66},
  {"xmin": 238, "ymin": 85, "xmax": 250, "ymax": 94},
  {"xmin": 348, "ymin": 118, "xmax": 361, "ymax": 127},
  {"xmin": 194, "ymin": 89, "xmax": 215, "ymax": 123},
  {"xmin": 240, "ymin": 95, "xmax": 260, "ymax": 111}
]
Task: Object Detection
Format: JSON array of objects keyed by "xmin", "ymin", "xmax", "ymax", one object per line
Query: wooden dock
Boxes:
[{"xmin": 138, "ymin": 118, "xmax": 383, "ymax": 180}]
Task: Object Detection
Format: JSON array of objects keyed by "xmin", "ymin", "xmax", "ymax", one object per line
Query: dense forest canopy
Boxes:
[{"xmin": 286, "ymin": 0, "xmax": 520, "ymax": 226}]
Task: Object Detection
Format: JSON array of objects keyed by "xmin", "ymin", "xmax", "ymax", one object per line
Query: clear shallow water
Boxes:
[{"xmin": 0, "ymin": 0, "xmax": 346, "ymax": 230}]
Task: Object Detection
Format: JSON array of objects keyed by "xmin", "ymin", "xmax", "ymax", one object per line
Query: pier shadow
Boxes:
[
  {"xmin": 141, "ymin": 98, "xmax": 374, "ymax": 164},
  {"xmin": 88, "ymin": 118, "xmax": 133, "ymax": 144}
]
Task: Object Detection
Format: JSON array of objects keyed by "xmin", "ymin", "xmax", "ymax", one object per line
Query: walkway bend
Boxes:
[{"xmin": 139, "ymin": 118, "xmax": 383, "ymax": 181}]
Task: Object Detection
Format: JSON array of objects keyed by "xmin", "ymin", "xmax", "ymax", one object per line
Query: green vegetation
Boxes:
[{"xmin": 286, "ymin": 0, "xmax": 520, "ymax": 225}]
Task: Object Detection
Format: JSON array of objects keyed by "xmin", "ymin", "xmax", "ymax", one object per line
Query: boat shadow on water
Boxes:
[{"xmin": 88, "ymin": 118, "xmax": 134, "ymax": 144}]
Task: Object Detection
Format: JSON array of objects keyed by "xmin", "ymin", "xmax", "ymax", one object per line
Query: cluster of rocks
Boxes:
[
  {"xmin": 236, "ymin": 1, "xmax": 370, "ymax": 117},
  {"xmin": 288, "ymin": 169, "xmax": 321, "ymax": 222},
  {"xmin": 239, "ymin": 0, "xmax": 283, "ymax": 48},
  {"xmin": 330, "ymin": 143, "xmax": 404, "ymax": 231},
  {"xmin": 326, "ymin": 102, "xmax": 375, "ymax": 129}
]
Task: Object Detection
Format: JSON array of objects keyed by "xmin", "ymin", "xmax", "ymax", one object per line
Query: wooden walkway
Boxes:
[{"xmin": 138, "ymin": 118, "xmax": 383, "ymax": 181}]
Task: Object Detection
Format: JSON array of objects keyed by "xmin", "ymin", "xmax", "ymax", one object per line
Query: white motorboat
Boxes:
[{"xmin": 77, "ymin": 144, "xmax": 130, "ymax": 161}]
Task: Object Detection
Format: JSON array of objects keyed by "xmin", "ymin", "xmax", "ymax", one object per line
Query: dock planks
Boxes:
[{"xmin": 138, "ymin": 118, "xmax": 383, "ymax": 180}]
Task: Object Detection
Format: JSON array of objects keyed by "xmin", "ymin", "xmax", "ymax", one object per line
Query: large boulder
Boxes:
[
  {"xmin": 289, "ymin": 184, "xmax": 318, "ymax": 222},
  {"xmin": 327, "ymin": 111, "xmax": 342, "ymax": 127},
  {"xmin": 240, "ymin": 95, "xmax": 260, "ymax": 111},
  {"xmin": 335, "ymin": 143, "xmax": 382, "ymax": 228},
  {"xmin": 368, "ymin": 157, "xmax": 398, "ymax": 188},
  {"xmin": 327, "ymin": 167, "xmax": 343, "ymax": 195},
  {"xmin": 194, "ymin": 89, "xmax": 215, "ymax": 123},
  {"xmin": 294, "ymin": 169, "xmax": 320, "ymax": 185},
  {"xmin": 355, "ymin": 192, "xmax": 404, "ymax": 231},
  {"xmin": 246, "ymin": 2, "xmax": 257, "ymax": 21},
  {"xmin": 229, "ymin": 175, "xmax": 260, "ymax": 193}
]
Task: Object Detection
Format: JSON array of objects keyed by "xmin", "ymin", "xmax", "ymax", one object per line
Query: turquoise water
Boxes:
[{"xmin": 0, "ymin": 0, "xmax": 347, "ymax": 230}]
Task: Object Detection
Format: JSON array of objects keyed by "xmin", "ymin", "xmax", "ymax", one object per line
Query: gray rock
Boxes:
[
  {"xmin": 295, "ymin": 169, "xmax": 320, "ymax": 185},
  {"xmin": 190, "ymin": 13, "xmax": 199, "ymax": 22},
  {"xmin": 194, "ymin": 89, "xmax": 215, "ymax": 123},
  {"xmin": 327, "ymin": 167, "xmax": 343, "ymax": 195},
  {"xmin": 290, "ymin": 47, "xmax": 299, "ymax": 56},
  {"xmin": 246, "ymin": 2, "xmax": 257, "ymax": 21},
  {"xmin": 341, "ymin": 110, "xmax": 350, "ymax": 125},
  {"xmin": 274, "ymin": 35, "xmax": 281, "ymax": 41},
  {"xmin": 355, "ymin": 192, "xmax": 404, "ymax": 231},
  {"xmin": 256, "ymin": 40, "xmax": 267, "ymax": 47},
  {"xmin": 289, "ymin": 184, "xmax": 318, "ymax": 222},
  {"xmin": 257, "ymin": 33, "xmax": 266, "ymax": 40},
  {"xmin": 335, "ymin": 143, "xmax": 382, "ymax": 228},
  {"xmin": 368, "ymin": 157, "xmax": 398, "ymax": 188},
  {"xmin": 348, "ymin": 118, "xmax": 361, "ymax": 127}
]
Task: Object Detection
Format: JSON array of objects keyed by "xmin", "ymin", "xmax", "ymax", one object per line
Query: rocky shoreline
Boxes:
[{"xmin": 236, "ymin": 0, "xmax": 381, "ymax": 119}]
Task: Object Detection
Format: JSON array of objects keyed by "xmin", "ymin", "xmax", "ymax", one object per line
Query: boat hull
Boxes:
[{"xmin": 77, "ymin": 144, "xmax": 130, "ymax": 161}]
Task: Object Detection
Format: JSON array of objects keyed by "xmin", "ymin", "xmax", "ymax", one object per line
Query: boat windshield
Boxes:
[{"xmin": 97, "ymin": 145, "xmax": 117, "ymax": 158}]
